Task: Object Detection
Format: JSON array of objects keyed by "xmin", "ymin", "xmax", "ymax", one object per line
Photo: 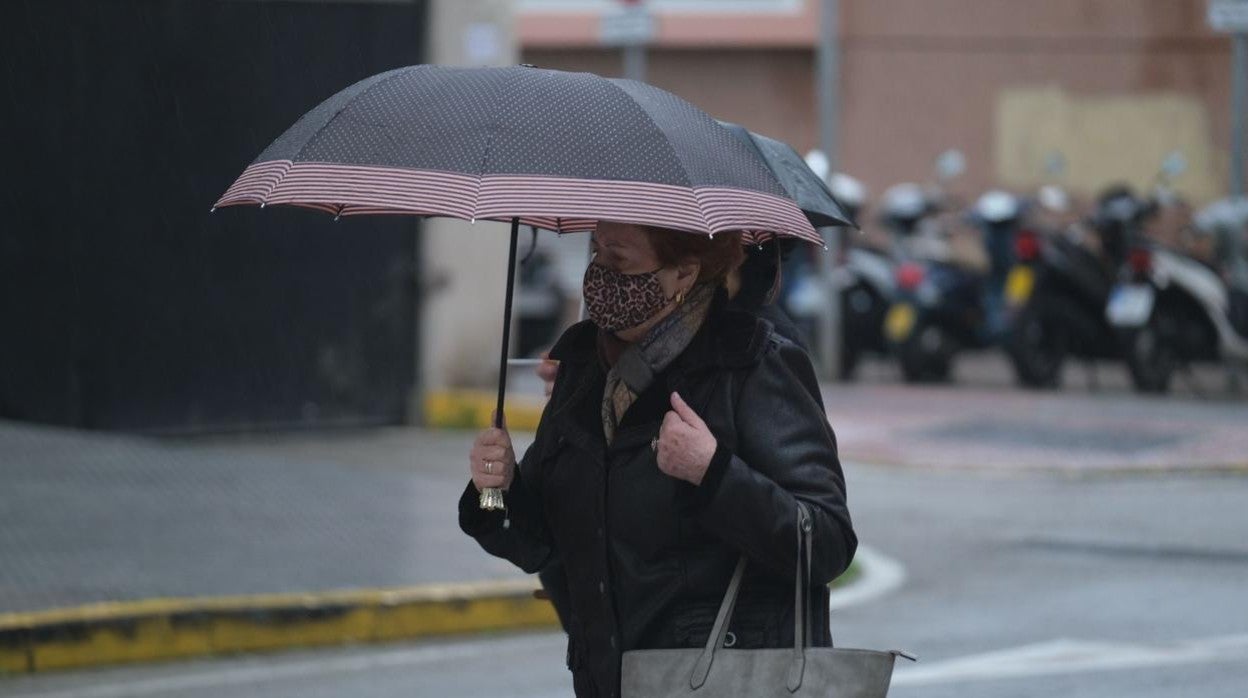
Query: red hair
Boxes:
[{"xmin": 643, "ymin": 227, "xmax": 744, "ymax": 285}]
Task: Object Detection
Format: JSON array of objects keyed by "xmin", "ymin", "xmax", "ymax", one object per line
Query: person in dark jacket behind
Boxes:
[
  {"xmin": 461, "ymin": 221, "xmax": 856, "ymax": 698},
  {"xmin": 729, "ymin": 237, "xmax": 815, "ymax": 355}
]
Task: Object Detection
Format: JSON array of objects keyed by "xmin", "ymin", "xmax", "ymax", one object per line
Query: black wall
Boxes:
[{"xmin": 1, "ymin": 1, "xmax": 427, "ymax": 432}]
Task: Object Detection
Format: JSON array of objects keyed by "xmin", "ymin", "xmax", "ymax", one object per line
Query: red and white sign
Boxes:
[
  {"xmin": 600, "ymin": 2, "xmax": 655, "ymax": 45},
  {"xmin": 1209, "ymin": 0, "xmax": 1248, "ymax": 33}
]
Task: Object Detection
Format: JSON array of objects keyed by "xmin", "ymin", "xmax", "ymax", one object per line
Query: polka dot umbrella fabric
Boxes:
[{"xmin": 215, "ymin": 65, "xmax": 819, "ymax": 245}]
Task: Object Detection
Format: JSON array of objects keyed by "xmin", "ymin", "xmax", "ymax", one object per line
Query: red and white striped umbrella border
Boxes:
[{"xmin": 214, "ymin": 160, "xmax": 823, "ymax": 246}]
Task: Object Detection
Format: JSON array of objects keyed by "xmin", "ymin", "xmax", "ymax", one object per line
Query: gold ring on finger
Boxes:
[{"xmin": 485, "ymin": 461, "xmax": 493, "ymax": 474}]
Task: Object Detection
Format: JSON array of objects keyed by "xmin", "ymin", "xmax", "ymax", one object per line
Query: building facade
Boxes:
[{"xmin": 518, "ymin": 0, "xmax": 1240, "ymax": 205}]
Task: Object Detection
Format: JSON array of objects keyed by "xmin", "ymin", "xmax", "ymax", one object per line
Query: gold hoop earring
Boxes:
[{"xmin": 675, "ymin": 289, "xmax": 685, "ymax": 305}]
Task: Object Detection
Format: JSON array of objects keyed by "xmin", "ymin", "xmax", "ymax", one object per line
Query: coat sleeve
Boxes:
[
  {"xmin": 689, "ymin": 335, "xmax": 857, "ymax": 585},
  {"xmin": 458, "ymin": 427, "xmax": 557, "ymax": 575}
]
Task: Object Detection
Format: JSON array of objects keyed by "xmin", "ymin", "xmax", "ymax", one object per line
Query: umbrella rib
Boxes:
[
  {"xmin": 268, "ymin": 68, "xmax": 412, "ymax": 208},
  {"xmin": 719, "ymin": 121, "xmax": 771, "ymax": 185},
  {"xmin": 599, "ymin": 78, "xmax": 713, "ymax": 234},
  {"xmin": 715, "ymin": 126, "xmax": 812, "ymax": 232},
  {"xmin": 468, "ymin": 71, "xmax": 522, "ymax": 221}
]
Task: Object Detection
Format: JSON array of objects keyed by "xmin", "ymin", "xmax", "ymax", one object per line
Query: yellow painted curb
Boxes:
[
  {"xmin": 0, "ymin": 580, "xmax": 558, "ymax": 675},
  {"xmin": 424, "ymin": 389, "xmax": 546, "ymax": 431}
]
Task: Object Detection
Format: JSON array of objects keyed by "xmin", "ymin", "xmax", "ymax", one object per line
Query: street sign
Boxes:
[
  {"xmin": 1209, "ymin": 0, "xmax": 1248, "ymax": 33},
  {"xmin": 600, "ymin": 4, "xmax": 655, "ymax": 46}
]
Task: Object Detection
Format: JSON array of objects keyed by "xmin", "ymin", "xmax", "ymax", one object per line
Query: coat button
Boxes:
[{"xmin": 599, "ymin": 581, "xmax": 606, "ymax": 594}]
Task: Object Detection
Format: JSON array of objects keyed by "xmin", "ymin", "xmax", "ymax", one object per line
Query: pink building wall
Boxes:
[{"xmin": 519, "ymin": 0, "xmax": 1239, "ymax": 203}]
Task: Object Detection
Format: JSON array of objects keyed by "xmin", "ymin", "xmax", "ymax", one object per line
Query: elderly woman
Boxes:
[{"xmin": 460, "ymin": 221, "xmax": 856, "ymax": 698}]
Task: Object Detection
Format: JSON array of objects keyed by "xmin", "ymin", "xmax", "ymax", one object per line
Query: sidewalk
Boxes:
[
  {"xmin": 822, "ymin": 378, "xmax": 1248, "ymax": 473},
  {"xmin": 0, "ymin": 421, "xmax": 550, "ymax": 673},
  {"xmin": 3, "ymin": 376, "xmax": 1246, "ymax": 673}
]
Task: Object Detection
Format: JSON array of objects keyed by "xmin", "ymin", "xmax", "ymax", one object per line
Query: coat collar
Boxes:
[{"xmin": 545, "ymin": 290, "xmax": 772, "ymax": 456}]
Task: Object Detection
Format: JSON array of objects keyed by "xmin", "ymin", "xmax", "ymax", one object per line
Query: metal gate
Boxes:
[{"xmin": 0, "ymin": 0, "xmax": 428, "ymax": 431}]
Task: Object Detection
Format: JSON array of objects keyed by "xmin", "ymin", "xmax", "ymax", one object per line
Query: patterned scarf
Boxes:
[{"xmin": 600, "ymin": 283, "xmax": 715, "ymax": 444}]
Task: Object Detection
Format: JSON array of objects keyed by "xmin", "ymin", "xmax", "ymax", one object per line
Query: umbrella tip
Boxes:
[
  {"xmin": 260, "ymin": 202, "xmax": 267, "ymax": 209},
  {"xmin": 210, "ymin": 206, "xmax": 216, "ymax": 213},
  {"xmin": 470, "ymin": 217, "xmax": 476, "ymax": 225}
]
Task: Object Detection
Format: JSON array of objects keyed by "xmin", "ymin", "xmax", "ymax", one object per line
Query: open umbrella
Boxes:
[
  {"xmin": 215, "ymin": 64, "xmax": 819, "ymax": 510},
  {"xmin": 717, "ymin": 121, "xmax": 856, "ymax": 229}
]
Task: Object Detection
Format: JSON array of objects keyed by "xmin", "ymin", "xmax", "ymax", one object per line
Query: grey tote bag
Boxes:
[{"xmin": 621, "ymin": 504, "xmax": 912, "ymax": 697}]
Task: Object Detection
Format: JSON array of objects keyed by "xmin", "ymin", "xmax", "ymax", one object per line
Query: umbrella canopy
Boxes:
[
  {"xmin": 215, "ymin": 64, "xmax": 818, "ymax": 244},
  {"xmin": 717, "ymin": 121, "xmax": 856, "ymax": 230},
  {"xmin": 215, "ymin": 65, "xmax": 823, "ymax": 511}
]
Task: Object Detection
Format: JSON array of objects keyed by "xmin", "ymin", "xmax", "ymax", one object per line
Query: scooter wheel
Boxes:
[
  {"xmin": 897, "ymin": 322, "xmax": 954, "ymax": 383},
  {"xmin": 1123, "ymin": 310, "xmax": 1176, "ymax": 394},
  {"xmin": 840, "ymin": 342, "xmax": 862, "ymax": 381},
  {"xmin": 1006, "ymin": 301, "xmax": 1068, "ymax": 389}
]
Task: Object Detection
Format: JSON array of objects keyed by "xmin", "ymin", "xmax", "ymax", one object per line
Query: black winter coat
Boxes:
[{"xmin": 459, "ymin": 295, "xmax": 856, "ymax": 698}]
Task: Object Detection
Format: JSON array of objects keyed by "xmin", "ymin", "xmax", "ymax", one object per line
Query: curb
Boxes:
[
  {"xmin": 423, "ymin": 390, "xmax": 546, "ymax": 430},
  {"xmin": 0, "ymin": 551, "xmax": 898, "ymax": 676},
  {"xmin": 0, "ymin": 580, "xmax": 557, "ymax": 675},
  {"xmin": 0, "ymin": 549, "xmax": 900, "ymax": 676}
]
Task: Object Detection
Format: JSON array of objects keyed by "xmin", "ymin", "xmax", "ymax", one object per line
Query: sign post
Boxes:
[
  {"xmin": 1209, "ymin": 0, "xmax": 1248, "ymax": 195},
  {"xmin": 814, "ymin": 0, "xmax": 843, "ymax": 381},
  {"xmin": 601, "ymin": 0, "xmax": 654, "ymax": 83}
]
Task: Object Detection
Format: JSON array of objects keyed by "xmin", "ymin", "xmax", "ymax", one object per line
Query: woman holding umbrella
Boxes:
[
  {"xmin": 462, "ymin": 220, "xmax": 856, "ymax": 697},
  {"xmin": 214, "ymin": 64, "xmax": 860, "ymax": 695}
]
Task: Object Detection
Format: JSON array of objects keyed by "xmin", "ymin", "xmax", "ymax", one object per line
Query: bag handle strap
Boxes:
[
  {"xmin": 788, "ymin": 501, "xmax": 814, "ymax": 692},
  {"xmin": 690, "ymin": 555, "xmax": 748, "ymax": 689},
  {"xmin": 689, "ymin": 501, "xmax": 814, "ymax": 692}
]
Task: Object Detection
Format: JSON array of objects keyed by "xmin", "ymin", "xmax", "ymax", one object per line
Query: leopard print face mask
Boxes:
[{"xmin": 582, "ymin": 262, "xmax": 671, "ymax": 333}]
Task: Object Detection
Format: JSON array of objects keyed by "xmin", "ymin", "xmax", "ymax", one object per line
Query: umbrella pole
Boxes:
[{"xmin": 479, "ymin": 217, "xmax": 521, "ymax": 511}]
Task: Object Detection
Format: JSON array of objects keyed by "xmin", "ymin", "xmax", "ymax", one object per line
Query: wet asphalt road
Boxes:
[{"xmin": 5, "ymin": 459, "xmax": 1246, "ymax": 698}]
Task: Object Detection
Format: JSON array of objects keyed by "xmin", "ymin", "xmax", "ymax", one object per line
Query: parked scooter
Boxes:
[
  {"xmin": 515, "ymin": 242, "xmax": 569, "ymax": 358},
  {"xmin": 827, "ymin": 173, "xmax": 896, "ymax": 379},
  {"xmin": 885, "ymin": 189, "xmax": 1024, "ymax": 382},
  {"xmin": 1107, "ymin": 196, "xmax": 1248, "ymax": 393},
  {"xmin": 1003, "ymin": 185, "xmax": 1136, "ymax": 387},
  {"xmin": 878, "ymin": 182, "xmax": 939, "ymax": 260}
]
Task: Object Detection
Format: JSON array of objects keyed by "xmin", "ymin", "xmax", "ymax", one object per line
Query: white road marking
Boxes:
[
  {"xmin": 3, "ymin": 634, "xmax": 568, "ymax": 698},
  {"xmin": 891, "ymin": 634, "xmax": 1248, "ymax": 686},
  {"xmin": 828, "ymin": 544, "xmax": 906, "ymax": 611}
]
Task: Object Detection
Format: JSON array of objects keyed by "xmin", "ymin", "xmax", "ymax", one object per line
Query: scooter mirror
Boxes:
[
  {"xmin": 935, "ymin": 149, "xmax": 966, "ymax": 181},
  {"xmin": 804, "ymin": 149, "xmax": 831, "ymax": 183},
  {"xmin": 1044, "ymin": 151, "xmax": 1067, "ymax": 178},
  {"xmin": 1162, "ymin": 150, "xmax": 1188, "ymax": 179},
  {"xmin": 1038, "ymin": 185, "xmax": 1071, "ymax": 214}
]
